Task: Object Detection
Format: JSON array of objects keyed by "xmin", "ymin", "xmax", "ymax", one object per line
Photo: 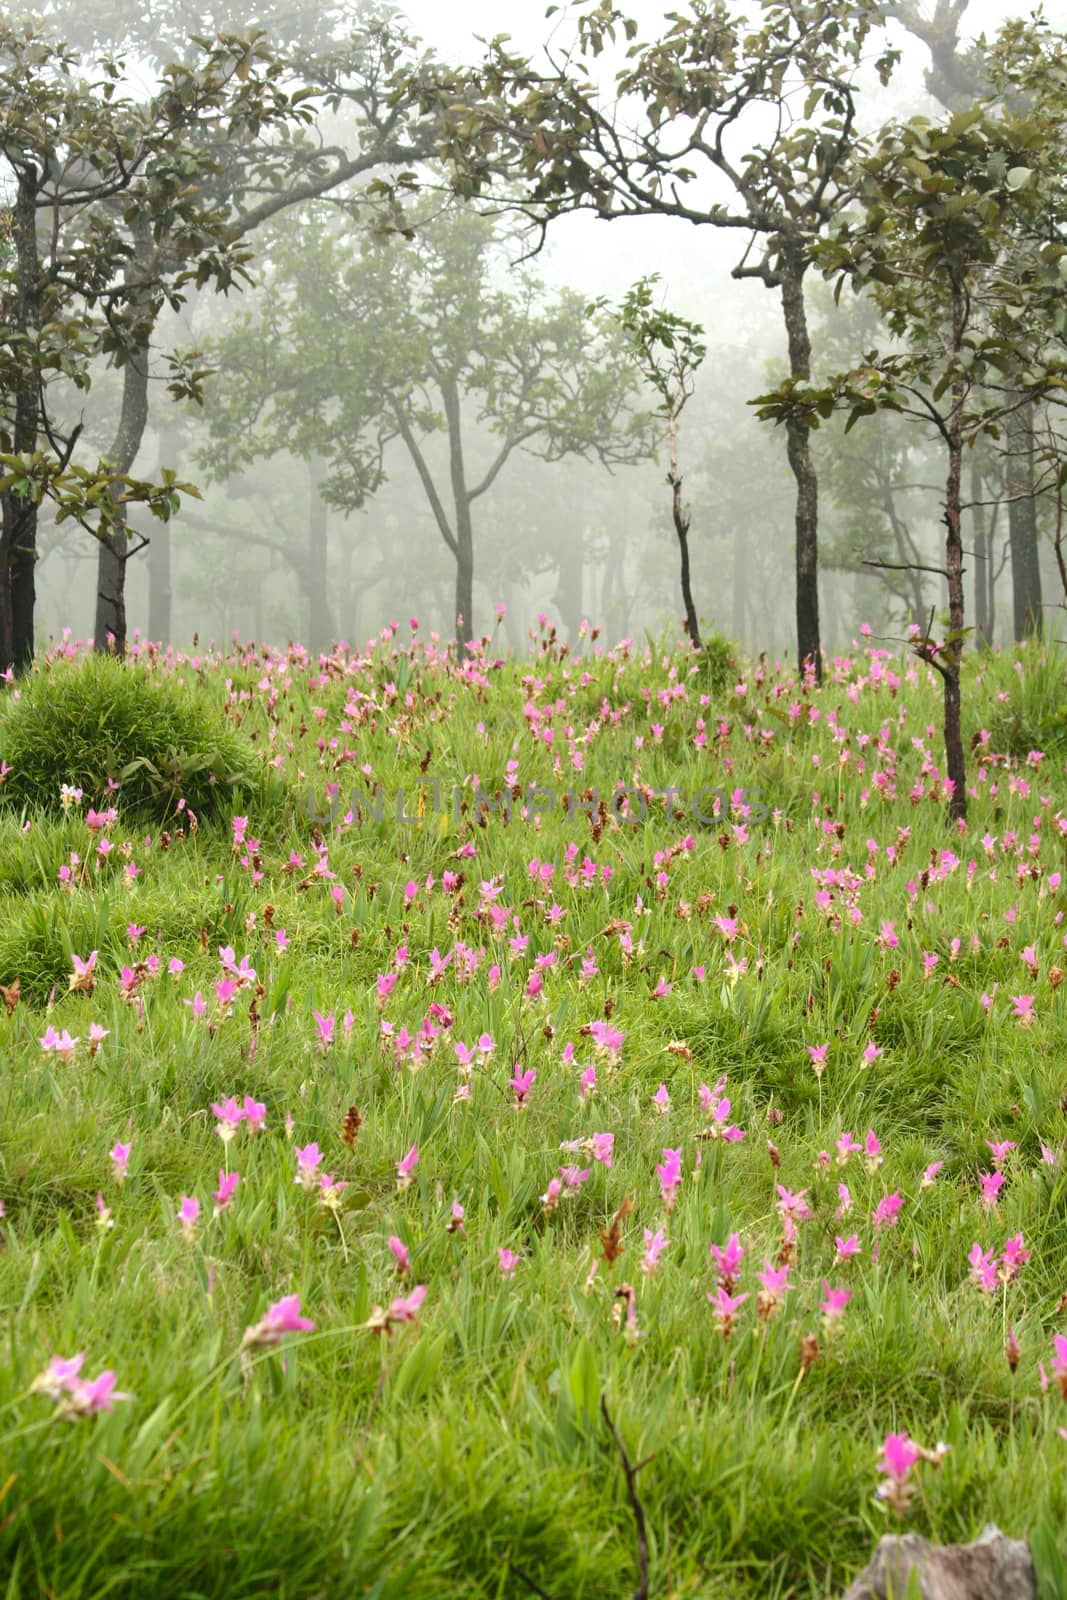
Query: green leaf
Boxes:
[
  {"xmin": 566, "ymin": 1336, "xmax": 600, "ymax": 1428},
  {"xmin": 1005, "ymin": 166, "xmax": 1033, "ymax": 191}
]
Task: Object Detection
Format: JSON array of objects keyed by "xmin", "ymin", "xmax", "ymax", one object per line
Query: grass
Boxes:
[{"xmin": 0, "ymin": 627, "xmax": 1066, "ymax": 1599}]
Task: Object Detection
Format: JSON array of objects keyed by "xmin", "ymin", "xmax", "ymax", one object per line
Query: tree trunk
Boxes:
[
  {"xmin": 778, "ymin": 245, "xmax": 822, "ymax": 683},
  {"xmin": 1005, "ymin": 400, "xmax": 1042, "ymax": 639},
  {"xmin": 668, "ymin": 409, "xmax": 701, "ymax": 649},
  {"xmin": 552, "ymin": 519, "xmax": 584, "ymax": 643},
  {"xmin": 941, "ymin": 293, "xmax": 968, "ymax": 824},
  {"xmin": 305, "ymin": 459, "xmax": 334, "ymax": 653},
  {"xmin": 95, "ymin": 229, "xmax": 156, "ymax": 657},
  {"xmin": 2, "ymin": 165, "xmax": 42, "ymax": 674},
  {"xmin": 441, "ymin": 374, "xmax": 474, "ymax": 655}
]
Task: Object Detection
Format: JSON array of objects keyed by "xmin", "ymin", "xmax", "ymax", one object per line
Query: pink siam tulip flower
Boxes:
[
  {"xmin": 978, "ymin": 1170, "xmax": 1005, "ymax": 1211},
  {"xmin": 396, "ymin": 1142, "xmax": 419, "ymax": 1190},
  {"xmin": 242, "ymin": 1294, "xmax": 315, "ymax": 1350},
  {"xmin": 656, "ymin": 1148, "xmax": 683, "ymax": 1213},
  {"xmin": 756, "ymin": 1260, "xmax": 790, "ymax": 1321},
  {"xmin": 509, "ymin": 1067, "xmax": 536, "ymax": 1109},
  {"xmin": 498, "ymin": 1247, "xmax": 521, "ymax": 1276},
  {"xmin": 876, "ymin": 1432, "xmax": 922, "ymax": 1512},
  {"xmin": 177, "ymin": 1195, "xmax": 200, "ymax": 1235},
  {"xmin": 708, "ymin": 1286, "xmax": 748, "ymax": 1339},
  {"xmin": 1010, "ymin": 994, "xmax": 1035, "ymax": 1026},
  {"xmin": 775, "ymin": 1185, "xmax": 813, "ymax": 1223},
  {"xmin": 864, "ymin": 1131, "xmax": 883, "ymax": 1173},
  {"xmin": 294, "ymin": 1142, "xmax": 323, "ymax": 1189},
  {"xmin": 835, "ymin": 1234, "xmax": 862, "ymax": 1262},
  {"xmin": 110, "ymin": 1141, "xmax": 131, "ymax": 1183},
  {"xmin": 818, "ymin": 1281, "xmax": 852, "ymax": 1334},
  {"xmin": 807, "ymin": 1043, "xmax": 829, "ymax": 1078},
  {"xmin": 920, "ymin": 1161, "xmax": 944, "ymax": 1189},
  {"xmin": 999, "ymin": 1232, "xmax": 1030, "ymax": 1284},
  {"xmin": 211, "ymin": 1097, "xmax": 245, "ymax": 1142},
  {"xmin": 364, "ymin": 1285, "xmax": 428, "ymax": 1334},
  {"xmin": 710, "ymin": 1233, "xmax": 745, "ymax": 1290},
  {"xmin": 871, "ymin": 1192, "xmax": 904, "ymax": 1231},
  {"xmin": 313, "ymin": 1010, "xmax": 335, "ymax": 1055},
  {"xmin": 985, "ymin": 1139, "xmax": 1016, "ymax": 1169},
  {"xmin": 388, "ymin": 1235, "xmax": 411, "ymax": 1274},
  {"xmin": 1052, "ymin": 1333, "xmax": 1067, "ymax": 1400},
  {"xmin": 652, "ymin": 1083, "xmax": 670, "ymax": 1114},
  {"xmin": 968, "ymin": 1242, "xmax": 998, "ymax": 1294},
  {"xmin": 579, "ymin": 1065, "xmax": 597, "ymax": 1101},
  {"xmin": 318, "ymin": 1173, "xmax": 347, "ymax": 1210},
  {"xmin": 836, "ymin": 1133, "xmax": 862, "ymax": 1166},
  {"xmin": 243, "ymin": 1096, "xmax": 266, "ymax": 1132},
  {"xmin": 641, "ymin": 1228, "xmax": 669, "ymax": 1274},
  {"xmin": 213, "ymin": 1170, "xmax": 239, "ymax": 1215}
]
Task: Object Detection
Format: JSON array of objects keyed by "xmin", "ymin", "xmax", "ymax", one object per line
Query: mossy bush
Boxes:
[
  {"xmin": 0, "ymin": 654, "xmax": 262, "ymax": 824},
  {"xmin": 984, "ymin": 645, "xmax": 1067, "ymax": 757}
]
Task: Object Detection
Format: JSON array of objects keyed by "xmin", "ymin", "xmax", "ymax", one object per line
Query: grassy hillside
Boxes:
[{"xmin": 1, "ymin": 625, "xmax": 1066, "ymax": 1599}]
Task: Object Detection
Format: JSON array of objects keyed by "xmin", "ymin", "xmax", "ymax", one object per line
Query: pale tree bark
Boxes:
[{"xmin": 94, "ymin": 328, "xmax": 150, "ymax": 655}]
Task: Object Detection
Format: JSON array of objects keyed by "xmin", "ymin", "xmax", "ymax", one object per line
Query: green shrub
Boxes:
[
  {"xmin": 695, "ymin": 630, "xmax": 739, "ymax": 695},
  {"xmin": 0, "ymin": 654, "xmax": 262, "ymax": 824}
]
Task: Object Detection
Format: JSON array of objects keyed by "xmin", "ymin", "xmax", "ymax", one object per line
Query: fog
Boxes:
[{"xmin": 12, "ymin": 0, "xmax": 1067, "ymax": 661}]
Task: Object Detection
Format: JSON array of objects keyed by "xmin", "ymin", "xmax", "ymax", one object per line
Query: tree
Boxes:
[
  {"xmin": 195, "ymin": 201, "xmax": 654, "ymax": 654},
  {"xmin": 616, "ymin": 275, "xmax": 706, "ymax": 648},
  {"xmin": 755, "ymin": 102, "xmax": 1067, "ymax": 822},
  {"xmin": 411, "ymin": 0, "xmax": 900, "ymax": 679},
  {"xmin": 0, "ymin": 22, "xmax": 320, "ymax": 671},
  {"xmin": 10, "ymin": 4, "xmax": 446, "ymax": 658}
]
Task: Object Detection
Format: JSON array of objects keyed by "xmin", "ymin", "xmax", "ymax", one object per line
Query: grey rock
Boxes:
[{"xmin": 842, "ymin": 1525, "xmax": 1037, "ymax": 1600}]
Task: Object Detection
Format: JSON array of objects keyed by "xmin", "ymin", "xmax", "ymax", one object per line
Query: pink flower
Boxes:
[
  {"xmin": 243, "ymin": 1096, "xmax": 266, "ymax": 1132},
  {"xmin": 819, "ymin": 1281, "xmax": 852, "ymax": 1329},
  {"xmin": 836, "ymin": 1132, "xmax": 862, "ymax": 1166},
  {"xmin": 652, "ymin": 1083, "xmax": 670, "ymax": 1114},
  {"xmin": 999, "ymin": 1232, "xmax": 1030, "ymax": 1283},
  {"xmin": 871, "ymin": 1192, "xmax": 903, "ymax": 1230},
  {"xmin": 294, "ymin": 1142, "xmax": 323, "ymax": 1188},
  {"xmin": 213, "ymin": 1170, "xmax": 239, "ymax": 1215},
  {"xmin": 756, "ymin": 1260, "xmax": 790, "ymax": 1320},
  {"xmin": 835, "ymin": 1234, "xmax": 861, "ymax": 1262},
  {"xmin": 498, "ymin": 1247, "xmax": 521, "ymax": 1276},
  {"xmin": 708, "ymin": 1286, "xmax": 748, "ymax": 1339},
  {"xmin": 242, "ymin": 1294, "xmax": 315, "ymax": 1350},
  {"xmin": 1010, "ymin": 994, "xmax": 1035, "ymax": 1026},
  {"xmin": 710, "ymin": 1233, "xmax": 745, "ymax": 1289},
  {"xmin": 862, "ymin": 1040, "xmax": 883, "ymax": 1065},
  {"xmin": 656, "ymin": 1147, "xmax": 683, "ymax": 1212},
  {"xmin": 509, "ymin": 1067, "xmax": 536, "ymax": 1109},
  {"xmin": 864, "ymin": 1130, "xmax": 883, "ymax": 1173},
  {"xmin": 978, "ymin": 1170, "xmax": 1005, "ymax": 1211},
  {"xmin": 388, "ymin": 1235, "xmax": 411, "ymax": 1274},
  {"xmin": 968, "ymin": 1242, "xmax": 998, "ymax": 1294},
  {"xmin": 579, "ymin": 1065, "xmax": 597, "ymax": 1101},
  {"xmin": 920, "ymin": 1161, "xmax": 943, "ymax": 1189},
  {"xmin": 110, "ymin": 1141, "xmax": 131, "ymax": 1183},
  {"xmin": 807, "ymin": 1043, "xmax": 829, "ymax": 1077},
  {"xmin": 211, "ymin": 1096, "xmax": 245, "ymax": 1142},
  {"xmin": 396, "ymin": 1142, "xmax": 419, "ymax": 1189},
  {"xmin": 591, "ymin": 1132, "xmax": 614, "ymax": 1167},
  {"xmin": 177, "ymin": 1195, "xmax": 200, "ymax": 1233},
  {"xmin": 387, "ymin": 1285, "xmax": 427, "ymax": 1324},
  {"xmin": 985, "ymin": 1139, "xmax": 1015, "ymax": 1169},
  {"xmin": 775, "ymin": 1185, "xmax": 813, "ymax": 1223},
  {"xmin": 313, "ymin": 1010, "xmax": 335, "ymax": 1054},
  {"xmin": 1052, "ymin": 1333, "xmax": 1067, "ymax": 1399},
  {"xmin": 641, "ymin": 1227, "xmax": 669, "ymax": 1274},
  {"xmin": 876, "ymin": 1431, "xmax": 922, "ymax": 1508}
]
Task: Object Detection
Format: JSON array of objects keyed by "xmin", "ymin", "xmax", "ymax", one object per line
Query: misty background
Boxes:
[{"xmin": 16, "ymin": 0, "xmax": 1067, "ymax": 658}]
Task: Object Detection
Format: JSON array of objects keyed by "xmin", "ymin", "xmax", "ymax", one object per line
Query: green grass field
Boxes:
[{"xmin": 1, "ymin": 625, "xmax": 1066, "ymax": 1599}]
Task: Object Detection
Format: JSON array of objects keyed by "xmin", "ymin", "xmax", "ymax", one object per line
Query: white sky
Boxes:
[{"xmin": 387, "ymin": 0, "xmax": 1064, "ymax": 333}]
